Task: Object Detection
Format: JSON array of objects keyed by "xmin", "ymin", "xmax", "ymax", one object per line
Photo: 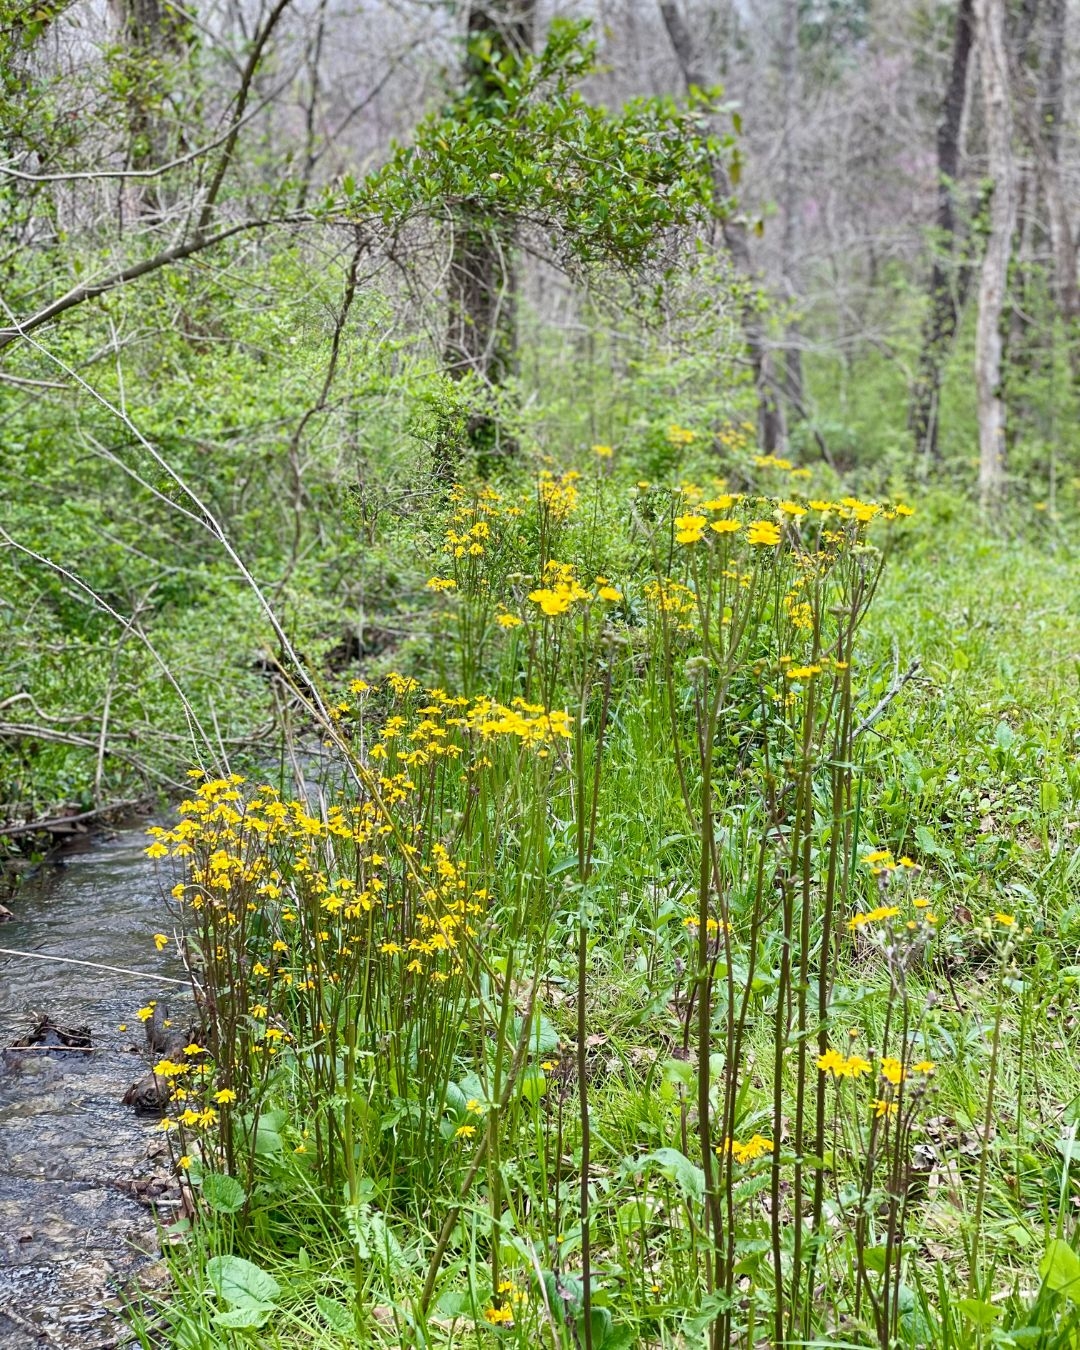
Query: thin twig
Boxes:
[
  {"xmin": 0, "ymin": 798, "xmax": 144, "ymax": 836},
  {"xmin": 0, "ymin": 948, "xmax": 189, "ymax": 986},
  {"xmin": 854, "ymin": 660, "xmax": 921, "ymax": 738}
]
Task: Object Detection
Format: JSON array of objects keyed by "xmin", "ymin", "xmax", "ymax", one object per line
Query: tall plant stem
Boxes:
[{"xmin": 970, "ymin": 965, "xmax": 1005, "ymax": 1294}]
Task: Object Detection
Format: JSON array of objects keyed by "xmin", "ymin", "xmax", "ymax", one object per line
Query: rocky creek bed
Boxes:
[{"xmin": 0, "ymin": 830, "xmax": 185, "ymax": 1348}]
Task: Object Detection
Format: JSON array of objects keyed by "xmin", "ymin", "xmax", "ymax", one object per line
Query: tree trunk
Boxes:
[
  {"xmin": 779, "ymin": 0, "xmax": 805, "ymax": 433},
  {"xmin": 910, "ymin": 0, "xmax": 975, "ymax": 462},
  {"xmin": 658, "ymin": 0, "xmax": 785, "ymax": 453},
  {"xmin": 1032, "ymin": 0, "xmax": 1079, "ymax": 341},
  {"xmin": 974, "ymin": 0, "xmax": 1016, "ymax": 507},
  {"xmin": 440, "ymin": 0, "xmax": 535, "ymax": 473},
  {"xmin": 110, "ymin": 0, "xmax": 193, "ymax": 221},
  {"xmin": 444, "ymin": 3, "xmax": 534, "ymax": 383}
]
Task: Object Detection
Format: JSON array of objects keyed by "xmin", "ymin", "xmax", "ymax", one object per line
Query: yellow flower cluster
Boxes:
[
  {"xmin": 817, "ymin": 1049, "xmax": 937, "ymax": 1086},
  {"xmin": 527, "ymin": 561, "xmax": 620, "ymax": 617},
  {"xmin": 341, "ymin": 679, "xmax": 574, "ymax": 769},
  {"xmin": 666, "ymin": 424, "xmax": 697, "ymax": 446},
  {"xmin": 667, "ymin": 484, "xmax": 913, "ymax": 555},
  {"xmin": 719, "ymin": 1133, "xmax": 774, "ymax": 1164},
  {"xmin": 816, "ymin": 1048, "xmax": 873, "ymax": 1079},
  {"xmin": 538, "ymin": 469, "xmax": 580, "ymax": 521},
  {"xmin": 643, "ymin": 577, "xmax": 696, "ymax": 620}
]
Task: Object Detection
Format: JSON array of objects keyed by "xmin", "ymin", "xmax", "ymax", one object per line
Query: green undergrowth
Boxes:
[{"xmin": 121, "ymin": 438, "xmax": 1080, "ymax": 1350}]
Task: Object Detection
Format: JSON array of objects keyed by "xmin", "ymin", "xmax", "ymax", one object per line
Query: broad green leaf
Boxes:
[
  {"xmin": 206, "ymin": 1255, "xmax": 281, "ymax": 1310},
  {"xmin": 1041, "ymin": 1239, "xmax": 1080, "ymax": 1301},
  {"xmin": 201, "ymin": 1172, "xmax": 246, "ymax": 1215}
]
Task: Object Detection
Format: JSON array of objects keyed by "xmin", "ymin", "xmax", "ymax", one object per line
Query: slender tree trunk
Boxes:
[
  {"xmin": 779, "ymin": 0, "xmax": 805, "ymax": 432},
  {"xmin": 658, "ymin": 0, "xmax": 785, "ymax": 453},
  {"xmin": 974, "ymin": 0, "xmax": 1016, "ymax": 507},
  {"xmin": 910, "ymin": 0, "xmax": 974, "ymax": 462},
  {"xmin": 1030, "ymin": 0, "xmax": 1080, "ymax": 359}
]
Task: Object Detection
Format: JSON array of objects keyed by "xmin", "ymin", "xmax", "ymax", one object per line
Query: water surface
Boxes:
[{"xmin": 0, "ymin": 830, "xmax": 185, "ymax": 1348}]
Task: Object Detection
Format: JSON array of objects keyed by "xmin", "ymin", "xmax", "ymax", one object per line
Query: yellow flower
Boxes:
[
  {"xmin": 157, "ymin": 1117, "xmax": 176, "ymax": 1132},
  {"xmin": 529, "ymin": 587, "xmax": 570, "ymax": 616},
  {"xmin": 879, "ymin": 1057, "xmax": 904, "ymax": 1086},
  {"xmin": 145, "ymin": 842, "xmax": 169, "ymax": 860},
  {"xmin": 710, "ymin": 519, "xmax": 741, "ymax": 534},
  {"xmin": 912, "ymin": 1060, "xmax": 936, "ymax": 1075},
  {"xmin": 153, "ymin": 1059, "xmax": 188, "ymax": 1078},
  {"xmin": 993, "ymin": 912, "xmax": 1016, "ymax": 927},
  {"xmin": 426, "ymin": 577, "xmax": 457, "ymax": 592},
  {"xmin": 213, "ymin": 1088, "xmax": 236, "ymax": 1104},
  {"xmin": 777, "ymin": 500, "xmax": 806, "ymax": 517},
  {"xmin": 466, "ymin": 1098, "xmax": 485, "ymax": 1115},
  {"xmin": 153, "ymin": 933, "xmax": 169, "ymax": 951},
  {"xmin": 674, "ymin": 513, "xmax": 707, "ymax": 544},
  {"xmin": 785, "ymin": 665, "xmax": 821, "ymax": 680},
  {"xmin": 178, "ymin": 1155, "xmax": 193, "ymax": 1170},
  {"xmin": 747, "ymin": 520, "xmax": 781, "ymax": 546},
  {"xmin": 455, "ymin": 1123, "xmax": 476, "ymax": 1139},
  {"xmin": 862, "ymin": 849, "xmax": 893, "ymax": 864},
  {"xmin": 872, "ymin": 1098, "xmax": 897, "ymax": 1118},
  {"xmin": 182, "ymin": 1043, "xmax": 203, "ymax": 1056},
  {"xmin": 136, "ymin": 1004, "xmax": 156, "ymax": 1022},
  {"xmin": 496, "ymin": 612, "xmax": 523, "ymax": 628},
  {"xmin": 592, "ymin": 443, "xmax": 614, "ymax": 458},
  {"xmin": 816, "ymin": 1048, "xmax": 846, "ymax": 1077},
  {"xmin": 484, "ymin": 1305, "xmax": 513, "ymax": 1325},
  {"xmin": 596, "ymin": 586, "xmax": 622, "ymax": 602}
]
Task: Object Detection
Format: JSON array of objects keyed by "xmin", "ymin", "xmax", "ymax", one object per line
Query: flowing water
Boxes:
[{"xmin": 0, "ymin": 828, "xmax": 185, "ymax": 1349}]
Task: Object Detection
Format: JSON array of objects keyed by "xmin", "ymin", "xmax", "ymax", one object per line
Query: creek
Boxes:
[{"xmin": 0, "ymin": 827, "xmax": 184, "ymax": 1349}]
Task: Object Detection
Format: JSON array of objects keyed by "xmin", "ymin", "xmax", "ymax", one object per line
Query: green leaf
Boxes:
[
  {"xmin": 314, "ymin": 1294, "xmax": 354, "ymax": 1334},
  {"xmin": 206, "ymin": 1255, "xmax": 281, "ymax": 1310},
  {"xmin": 956, "ymin": 1298, "xmax": 1001, "ymax": 1327},
  {"xmin": 862, "ymin": 1244, "xmax": 888, "ymax": 1274},
  {"xmin": 914, "ymin": 824, "xmax": 945, "ymax": 858},
  {"xmin": 520, "ymin": 1063, "xmax": 547, "ymax": 1104},
  {"xmin": 636, "ymin": 1147, "xmax": 705, "ymax": 1204},
  {"xmin": 201, "ymin": 1172, "xmax": 247, "ymax": 1215},
  {"xmin": 212, "ymin": 1306, "xmax": 274, "ymax": 1329},
  {"xmin": 1041, "ymin": 1239, "xmax": 1080, "ymax": 1301},
  {"xmin": 513, "ymin": 1012, "xmax": 559, "ymax": 1054}
]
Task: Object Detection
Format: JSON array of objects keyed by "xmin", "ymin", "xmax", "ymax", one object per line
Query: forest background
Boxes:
[{"xmin": 2, "ymin": 0, "xmax": 1077, "ymax": 826}]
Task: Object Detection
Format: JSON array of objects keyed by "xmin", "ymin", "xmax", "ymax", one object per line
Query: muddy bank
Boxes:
[{"xmin": 0, "ymin": 831, "xmax": 185, "ymax": 1349}]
